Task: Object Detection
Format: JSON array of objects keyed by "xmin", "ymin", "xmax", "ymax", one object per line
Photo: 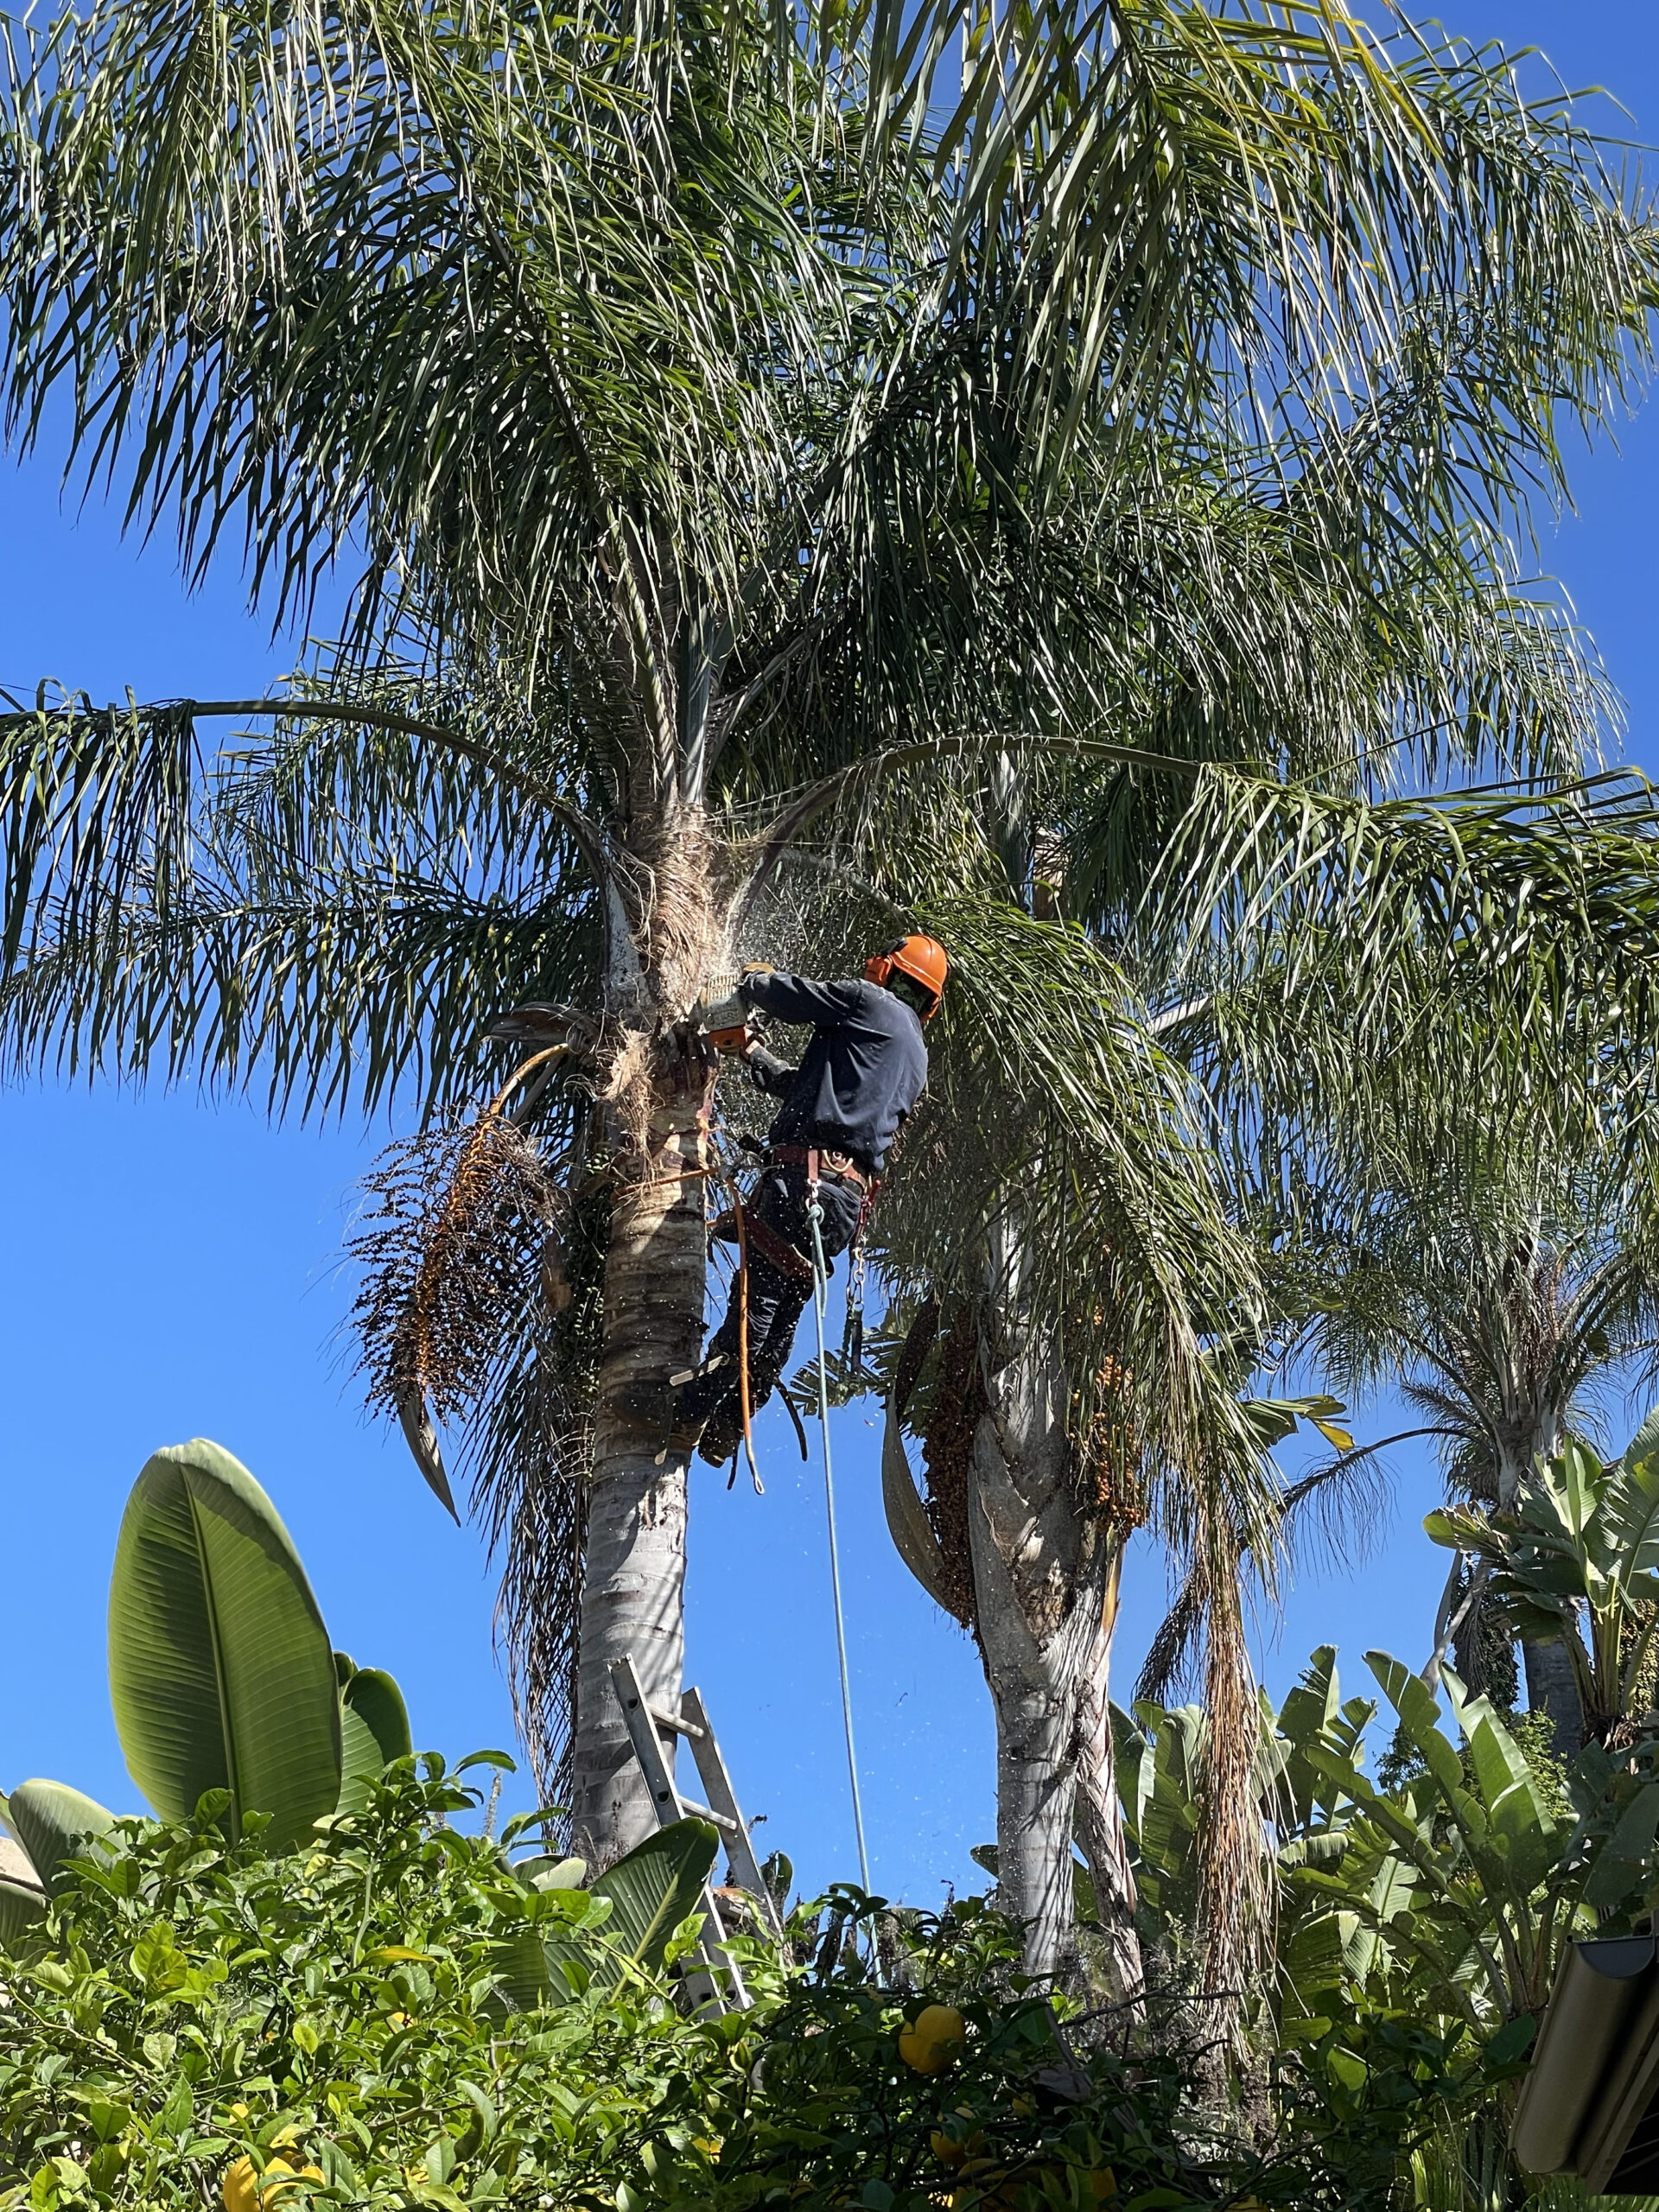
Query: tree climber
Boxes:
[{"xmin": 670, "ymin": 935, "xmax": 950, "ymax": 1466}]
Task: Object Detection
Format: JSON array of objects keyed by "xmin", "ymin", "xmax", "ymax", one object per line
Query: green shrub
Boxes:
[{"xmin": 0, "ymin": 1758, "xmax": 1510, "ymax": 2212}]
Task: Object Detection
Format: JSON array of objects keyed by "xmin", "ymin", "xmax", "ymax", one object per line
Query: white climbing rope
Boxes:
[{"xmin": 806, "ymin": 1183, "xmax": 873, "ymax": 1895}]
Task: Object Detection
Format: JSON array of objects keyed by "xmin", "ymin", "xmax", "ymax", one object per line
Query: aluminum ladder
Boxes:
[{"xmin": 609, "ymin": 1653, "xmax": 785, "ymax": 2013}]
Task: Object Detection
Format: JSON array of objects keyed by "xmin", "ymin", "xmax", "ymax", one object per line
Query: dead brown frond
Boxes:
[
  {"xmin": 351, "ymin": 1104, "xmax": 565, "ymax": 1438},
  {"xmin": 1194, "ymin": 1516, "xmax": 1271, "ymax": 2017},
  {"xmin": 349, "ymin": 1077, "xmax": 605, "ymax": 1803},
  {"xmin": 594, "ymin": 1019, "xmax": 658, "ymax": 1172}
]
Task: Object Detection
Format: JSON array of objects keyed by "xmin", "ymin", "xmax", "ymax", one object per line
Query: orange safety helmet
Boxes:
[{"xmin": 865, "ymin": 933, "xmax": 949, "ymax": 1018}]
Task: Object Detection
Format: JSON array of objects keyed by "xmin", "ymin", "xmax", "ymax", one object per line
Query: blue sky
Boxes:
[{"xmin": 2, "ymin": 0, "xmax": 1658, "ymax": 1910}]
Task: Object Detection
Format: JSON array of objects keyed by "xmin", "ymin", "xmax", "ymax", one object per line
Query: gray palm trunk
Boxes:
[
  {"xmin": 570, "ymin": 1058, "xmax": 716, "ymax": 1863},
  {"xmin": 559, "ymin": 753, "xmax": 732, "ymax": 1865},
  {"xmin": 969, "ymin": 1227, "xmax": 1144, "ymax": 1990},
  {"xmin": 1071, "ymin": 1556, "xmax": 1144, "ymax": 2004}
]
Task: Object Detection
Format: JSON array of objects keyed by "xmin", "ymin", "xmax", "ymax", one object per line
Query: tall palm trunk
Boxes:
[
  {"xmin": 571, "ymin": 1054, "xmax": 715, "ymax": 1861},
  {"xmin": 968, "ymin": 1228, "xmax": 1122, "ymax": 1982},
  {"xmin": 1072, "ymin": 1552, "xmax": 1145, "ymax": 2004},
  {"xmin": 570, "ymin": 779, "xmax": 724, "ymax": 1865}
]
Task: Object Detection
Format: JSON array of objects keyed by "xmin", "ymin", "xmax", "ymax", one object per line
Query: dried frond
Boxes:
[
  {"xmin": 1136, "ymin": 1574, "xmax": 1205, "ymax": 1707},
  {"xmin": 349, "ymin": 1082, "xmax": 604, "ymax": 1796},
  {"xmin": 1194, "ymin": 1527, "xmax": 1271, "ymax": 2011},
  {"xmin": 351, "ymin": 1103, "xmax": 566, "ymax": 1431}
]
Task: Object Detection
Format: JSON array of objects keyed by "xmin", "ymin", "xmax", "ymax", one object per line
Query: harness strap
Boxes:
[
  {"xmin": 744, "ymin": 1210, "xmax": 816, "ymax": 1286},
  {"xmin": 771, "ymin": 1141, "xmax": 875, "ymax": 1192}
]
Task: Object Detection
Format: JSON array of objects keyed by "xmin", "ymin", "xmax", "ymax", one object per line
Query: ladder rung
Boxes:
[
  {"xmin": 650, "ymin": 1703, "xmax": 706, "ymax": 1740},
  {"xmin": 679, "ymin": 1797, "xmax": 739, "ymax": 1834}
]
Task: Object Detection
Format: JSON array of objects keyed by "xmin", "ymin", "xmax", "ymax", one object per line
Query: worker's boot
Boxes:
[
  {"xmin": 697, "ymin": 1394, "xmax": 746, "ymax": 1470},
  {"xmin": 651, "ymin": 1353, "xmax": 731, "ymax": 1464}
]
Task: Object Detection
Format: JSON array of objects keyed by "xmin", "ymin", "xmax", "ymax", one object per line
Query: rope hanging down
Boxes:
[{"xmin": 807, "ymin": 1177, "xmax": 873, "ymax": 1895}]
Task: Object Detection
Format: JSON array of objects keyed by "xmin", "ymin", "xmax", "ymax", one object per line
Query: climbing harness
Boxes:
[
  {"xmin": 677, "ymin": 1105, "xmax": 876, "ymax": 1890},
  {"xmin": 806, "ymin": 1167, "xmax": 874, "ymax": 1896}
]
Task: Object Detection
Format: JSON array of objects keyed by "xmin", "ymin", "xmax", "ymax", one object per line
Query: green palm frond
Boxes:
[{"xmin": 0, "ymin": 0, "xmax": 1649, "ymax": 753}]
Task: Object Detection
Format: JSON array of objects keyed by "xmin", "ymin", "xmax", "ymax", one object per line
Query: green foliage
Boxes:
[
  {"xmin": 0, "ymin": 1785, "xmax": 115, "ymax": 1899},
  {"xmin": 0, "ymin": 1763, "xmax": 732, "ymax": 2210},
  {"xmin": 1428, "ymin": 1417, "xmax": 1659, "ymax": 1739},
  {"xmin": 4, "ymin": 1444, "xmax": 416, "ymax": 1935},
  {"xmin": 0, "ymin": 1769, "xmax": 1503, "ymax": 2212},
  {"xmin": 337, "ymin": 1668, "xmax": 416, "ymax": 1821},
  {"xmin": 108, "ymin": 1440, "xmax": 342, "ymax": 1848}
]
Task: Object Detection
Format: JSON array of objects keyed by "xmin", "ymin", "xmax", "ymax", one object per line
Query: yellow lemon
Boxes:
[
  {"xmin": 931, "ymin": 2112, "xmax": 985, "ymax": 2164},
  {"xmin": 222, "ymin": 2161, "xmax": 260, "ymax": 2212},
  {"xmin": 1089, "ymin": 2173, "xmax": 1117, "ymax": 2203},
  {"xmin": 899, "ymin": 2005, "xmax": 967, "ymax": 2075},
  {"xmin": 223, "ymin": 2154, "xmax": 326, "ymax": 2209}
]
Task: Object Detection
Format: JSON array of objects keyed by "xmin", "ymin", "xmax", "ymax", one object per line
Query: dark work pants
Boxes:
[{"xmin": 694, "ymin": 1166, "xmax": 861, "ymax": 1452}]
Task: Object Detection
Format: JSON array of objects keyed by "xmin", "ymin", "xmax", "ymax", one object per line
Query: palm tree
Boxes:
[
  {"xmin": 1295, "ymin": 1158, "xmax": 1659, "ymax": 1757},
  {"xmin": 0, "ymin": 0, "xmax": 1658, "ymax": 1905}
]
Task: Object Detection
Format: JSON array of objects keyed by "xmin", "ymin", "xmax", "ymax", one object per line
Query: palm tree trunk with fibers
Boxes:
[{"xmin": 572, "ymin": 1046, "xmax": 716, "ymax": 1863}]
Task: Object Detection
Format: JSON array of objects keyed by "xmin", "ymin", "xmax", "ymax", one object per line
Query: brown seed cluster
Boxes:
[{"xmin": 919, "ymin": 1304, "xmax": 987, "ymax": 1630}]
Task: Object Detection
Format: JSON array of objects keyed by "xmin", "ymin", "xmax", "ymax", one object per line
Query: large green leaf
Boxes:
[
  {"xmin": 1585, "ymin": 1783, "xmax": 1659, "ymax": 1910},
  {"xmin": 336, "ymin": 1668, "xmax": 414, "ymax": 1815},
  {"xmin": 1365, "ymin": 1655, "xmax": 1471, "ymax": 1810},
  {"xmin": 0, "ymin": 1797, "xmax": 47, "ymax": 1952},
  {"xmin": 3, "ymin": 1779, "xmax": 115, "ymax": 1893},
  {"xmin": 1601, "ymin": 1451, "xmax": 1659, "ymax": 1581},
  {"xmin": 500, "ymin": 1819, "xmax": 720, "ymax": 2011},
  {"xmin": 0, "ymin": 1879, "xmax": 44, "ymax": 1951},
  {"xmin": 108, "ymin": 1440, "xmax": 341, "ymax": 1846},
  {"xmin": 587, "ymin": 1818, "xmax": 719, "ymax": 1971},
  {"xmin": 1443, "ymin": 1682, "xmax": 1560, "ymax": 1891}
]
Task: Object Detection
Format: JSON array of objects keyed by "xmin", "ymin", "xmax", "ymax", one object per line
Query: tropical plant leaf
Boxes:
[
  {"xmin": 0, "ymin": 1879, "xmax": 45, "ymax": 1952},
  {"xmin": 336, "ymin": 1669, "xmax": 415, "ymax": 1816},
  {"xmin": 3, "ymin": 1780, "xmax": 116, "ymax": 1895},
  {"xmin": 585, "ymin": 1818, "xmax": 720, "ymax": 1972},
  {"xmin": 108, "ymin": 1440, "xmax": 341, "ymax": 1846}
]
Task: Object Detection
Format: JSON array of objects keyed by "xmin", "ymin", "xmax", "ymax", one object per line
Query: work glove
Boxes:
[
  {"xmin": 741, "ymin": 960, "xmax": 775, "ymax": 976},
  {"xmin": 746, "ymin": 1044, "xmax": 795, "ymax": 1092}
]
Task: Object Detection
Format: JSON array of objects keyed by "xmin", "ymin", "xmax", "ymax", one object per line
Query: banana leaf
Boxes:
[
  {"xmin": 108, "ymin": 1439, "xmax": 340, "ymax": 1847},
  {"xmin": 336, "ymin": 1667, "xmax": 414, "ymax": 1815},
  {"xmin": 495, "ymin": 1819, "xmax": 720, "ymax": 2009},
  {"xmin": 3, "ymin": 1779, "xmax": 116, "ymax": 1893}
]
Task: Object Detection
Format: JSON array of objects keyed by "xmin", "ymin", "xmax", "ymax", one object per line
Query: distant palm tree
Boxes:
[{"xmin": 1300, "ymin": 1165, "xmax": 1659, "ymax": 1756}]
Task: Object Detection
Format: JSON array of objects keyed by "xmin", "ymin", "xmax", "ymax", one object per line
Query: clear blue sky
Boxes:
[{"xmin": 2, "ymin": 0, "xmax": 1657, "ymax": 1909}]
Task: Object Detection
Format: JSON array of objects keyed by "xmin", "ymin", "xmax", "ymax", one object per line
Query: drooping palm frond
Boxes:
[
  {"xmin": 0, "ymin": 0, "xmax": 1649, "ymax": 782},
  {"xmin": 346, "ymin": 1065, "xmax": 607, "ymax": 1795}
]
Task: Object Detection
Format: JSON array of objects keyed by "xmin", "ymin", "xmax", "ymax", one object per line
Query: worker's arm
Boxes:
[
  {"xmin": 744, "ymin": 1045, "xmax": 798, "ymax": 1097},
  {"xmin": 739, "ymin": 970, "xmax": 865, "ymax": 1027}
]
